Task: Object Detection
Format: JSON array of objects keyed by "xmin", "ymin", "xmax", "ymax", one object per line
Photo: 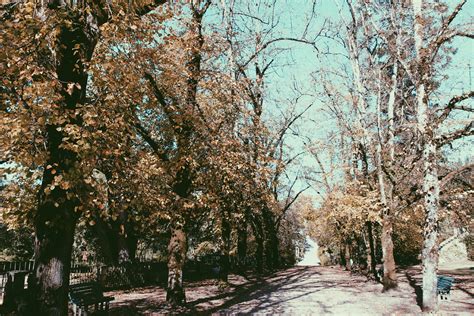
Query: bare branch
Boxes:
[
  {"xmin": 133, "ymin": 121, "xmax": 169, "ymax": 161},
  {"xmin": 268, "ymin": 103, "xmax": 313, "ymax": 158},
  {"xmin": 134, "ymin": 0, "xmax": 168, "ymax": 17},
  {"xmin": 436, "ymin": 121, "xmax": 474, "ymax": 148},
  {"xmin": 428, "ymin": 0, "xmax": 468, "ymax": 54},
  {"xmin": 233, "ymin": 11, "xmax": 269, "ymax": 25},
  {"xmin": 276, "ymin": 184, "xmax": 310, "ymax": 229},
  {"xmin": 430, "ymin": 30, "xmax": 474, "ymax": 62},
  {"xmin": 241, "ymin": 37, "xmax": 319, "ymax": 69},
  {"xmin": 440, "ymin": 164, "xmax": 473, "ymax": 189},
  {"xmin": 435, "ymin": 91, "xmax": 474, "ymax": 127}
]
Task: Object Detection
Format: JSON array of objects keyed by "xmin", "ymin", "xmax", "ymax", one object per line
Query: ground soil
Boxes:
[{"xmin": 104, "ymin": 264, "xmax": 473, "ymax": 315}]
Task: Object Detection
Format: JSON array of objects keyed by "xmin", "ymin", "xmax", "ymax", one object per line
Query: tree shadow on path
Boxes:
[
  {"xmin": 404, "ymin": 269, "xmax": 423, "ymax": 309},
  {"xmin": 188, "ymin": 266, "xmax": 321, "ymax": 314}
]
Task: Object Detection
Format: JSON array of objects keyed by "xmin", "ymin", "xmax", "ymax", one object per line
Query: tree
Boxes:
[
  {"xmin": 1, "ymin": 1, "xmax": 167, "ymax": 313},
  {"xmin": 410, "ymin": 1, "xmax": 472, "ymax": 310}
]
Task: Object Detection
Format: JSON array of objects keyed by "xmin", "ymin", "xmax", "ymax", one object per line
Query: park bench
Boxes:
[
  {"xmin": 437, "ymin": 275, "xmax": 454, "ymax": 300},
  {"xmin": 69, "ymin": 282, "xmax": 114, "ymax": 316}
]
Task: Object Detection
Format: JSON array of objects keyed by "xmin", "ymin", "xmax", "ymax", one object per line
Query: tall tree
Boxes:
[
  {"xmin": 1, "ymin": 1, "xmax": 166, "ymax": 313},
  {"xmin": 410, "ymin": 0, "xmax": 472, "ymax": 310}
]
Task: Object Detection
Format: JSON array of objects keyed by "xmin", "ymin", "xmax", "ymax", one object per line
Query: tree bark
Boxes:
[
  {"xmin": 166, "ymin": 218, "xmax": 187, "ymax": 306},
  {"xmin": 365, "ymin": 222, "xmax": 378, "ymax": 280},
  {"xmin": 375, "ymin": 67, "xmax": 398, "ymax": 291},
  {"xmin": 32, "ymin": 199, "xmax": 78, "ymax": 315},
  {"xmin": 92, "ymin": 208, "xmax": 138, "ymax": 265},
  {"xmin": 339, "ymin": 243, "xmax": 346, "ymax": 268},
  {"xmin": 116, "ymin": 210, "xmax": 137, "ymax": 264},
  {"xmin": 219, "ymin": 216, "xmax": 231, "ymax": 282},
  {"xmin": 237, "ymin": 225, "xmax": 248, "ymax": 272},
  {"xmin": 31, "ymin": 10, "xmax": 99, "ymax": 314},
  {"xmin": 420, "ymin": 139, "xmax": 440, "ymax": 311},
  {"xmin": 262, "ymin": 208, "xmax": 279, "ymax": 270},
  {"xmin": 381, "ymin": 213, "xmax": 397, "ymax": 291},
  {"xmin": 412, "ymin": 0, "xmax": 440, "ymax": 311},
  {"xmin": 251, "ymin": 216, "xmax": 264, "ymax": 274},
  {"xmin": 345, "ymin": 241, "xmax": 351, "ymax": 271}
]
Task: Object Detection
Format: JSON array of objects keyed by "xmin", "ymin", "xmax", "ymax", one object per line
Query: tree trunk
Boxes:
[
  {"xmin": 92, "ymin": 210, "xmax": 138, "ymax": 265},
  {"xmin": 421, "ymin": 139, "xmax": 439, "ymax": 311},
  {"xmin": 166, "ymin": 219, "xmax": 187, "ymax": 306},
  {"xmin": 255, "ymin": 235, "xmax": 264, "ymax": 274},
  {"xmin": 91, "ymin": 217, "xmax": 117, "ymax": 265},
  {"xmin": 237, "ymin": 226, "xmax": 248, "ymax": 272},
  {"xmin": 372, "ymin": 224, "xmax": 379, "ymax": 264},
  {"xmin": 116, "ymin": 210, "xmax": 137, "ymax": 264},
  {"xmin": 387, "ymin": 62, "xmax": 398, "ymax": 162},
  {"xmin": 345, "ymin": 241, "xmax": 351, "ymax": 271},
  {"xmin": 381, "ymin": 213, "xmax": 397, "ymax": 291},
  {"xmin": 366, "ymin": 222, "xmax": 378, "ymax": 280},
  {"xmin": 339, "ymin": 243, "xmax": 346, "ymax": 268},
  {"xmin": 375, "ymin": 68, "xmax": 398, "ymax": 291},
  {"xmin": 251, "ymin": 216, "xmax": 264, "ymax": 274},
  {"xmin": 31, "ymin": 12, "xmax": 99, "ymax": 314},
  {"xmin": 412, "ymin": 0, "xmax": 439, "ymax": 310},
  {"xmin": 219, "ymin": 216, "xmax": 231, "ymax": 282},
  {"xmin": 262, "ymin": 208, "xmax": 279, "ymax": 270},
  {"xmin": 32, "ymin": 199, "xmax": 77, "ymax": 315}
]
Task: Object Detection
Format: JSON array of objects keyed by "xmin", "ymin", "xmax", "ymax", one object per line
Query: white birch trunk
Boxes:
[
  {"xmin": 387, "ymin": 62, "xmax": 398, "ymax": 161},
  {"xmin": 413, "ymin": 0, "xmax": 440, "ymax": 311},
  {"xmin": 347, "ymin": 25, "xmax": 369, "ymax": 144},
  {"xmin": 345, "ymin": 6, "xmax": 370, "ymax": 183}
]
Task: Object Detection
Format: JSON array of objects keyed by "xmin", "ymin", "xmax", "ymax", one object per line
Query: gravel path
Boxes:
[{"xmin": 107, "ymin": 265, "xmax": 473, "ymax": 315}]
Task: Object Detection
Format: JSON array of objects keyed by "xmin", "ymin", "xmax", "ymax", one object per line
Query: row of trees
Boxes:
[
  {"xmin": 0, "ymin": 0, "xmax": 472, "ymax": 314},
  {"xmin": 303, "ymin": 0, "xmax": 472, "ymax": 312},
  {"xmin": 1, "ymin": 0, "xmax": 313, "ymax": 314}
]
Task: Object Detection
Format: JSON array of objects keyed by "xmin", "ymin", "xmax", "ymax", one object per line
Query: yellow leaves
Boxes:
[
  {"xmin": 22, "ymin": 1, "xmax": 35, "ymax": 18},
  {"xmin": 53, "ymin": 174, "xmax": 63, "ymax": 184},
  {"xmin": 66, "ymin": 83, "xmax": 81, "ymax": 95},
  {"xmin": 183, "ymin": 201, "xmax": 194, "ymax": 210},
  {"xmin": 60, "ymin": 181, "xmax": 71, "ymax": 190},
  {"xmin": 66, "ymin": 83, "xmax": 75, "ymax": 95}
]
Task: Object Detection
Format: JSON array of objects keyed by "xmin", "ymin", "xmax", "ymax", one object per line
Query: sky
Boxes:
[{"xmin": 219, "ymin": 0, "xmax": 473, "ymax": 201}]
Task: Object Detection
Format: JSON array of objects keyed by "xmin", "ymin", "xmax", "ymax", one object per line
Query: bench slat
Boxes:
[{"xmin": 69, "ymin": 281, "xmax": 114, "ymax": 311}]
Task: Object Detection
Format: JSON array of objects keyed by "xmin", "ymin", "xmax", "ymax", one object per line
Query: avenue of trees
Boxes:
[{"xmin": 0, "ymin": 0, "xmax": 472, "ymax": 315}]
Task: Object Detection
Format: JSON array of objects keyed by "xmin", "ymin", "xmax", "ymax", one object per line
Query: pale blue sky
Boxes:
[{"xmin": 224, "ymin": 0, "xmax": 474, "ymax": 199}]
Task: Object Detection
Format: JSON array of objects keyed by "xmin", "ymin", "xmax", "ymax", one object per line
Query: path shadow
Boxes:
[
  {"xmin": 109, "ymin": 267, "xmax": 323, "ymax": 315},
  {"xmin": 109, "ymin": 266, "xmax": 387, "ymax": 315},
  {"xmin": 405, "ymin": 270, "xmax": 423, "ymax": 309},
  {"xmin": 190, "ymin": 266, "xmax": 319, "ymax": 315}
]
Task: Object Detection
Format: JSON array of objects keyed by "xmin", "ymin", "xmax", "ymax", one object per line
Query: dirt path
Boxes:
[
  {"xmin": 107, "ymin": 266, "xmax": 473, "ymax": 315},
  {"xmin": 208, "ymin": 266, "xmax": 420, "ymax": 315}
]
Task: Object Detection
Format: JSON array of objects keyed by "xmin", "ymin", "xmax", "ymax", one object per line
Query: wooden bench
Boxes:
[
  {"xmin": 437, "ymin": 275, "xmax": 454, "ymax": 300},
  {"xmin": 69, "ymin": 282, "xmax": 114, "ymax": 316}
]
